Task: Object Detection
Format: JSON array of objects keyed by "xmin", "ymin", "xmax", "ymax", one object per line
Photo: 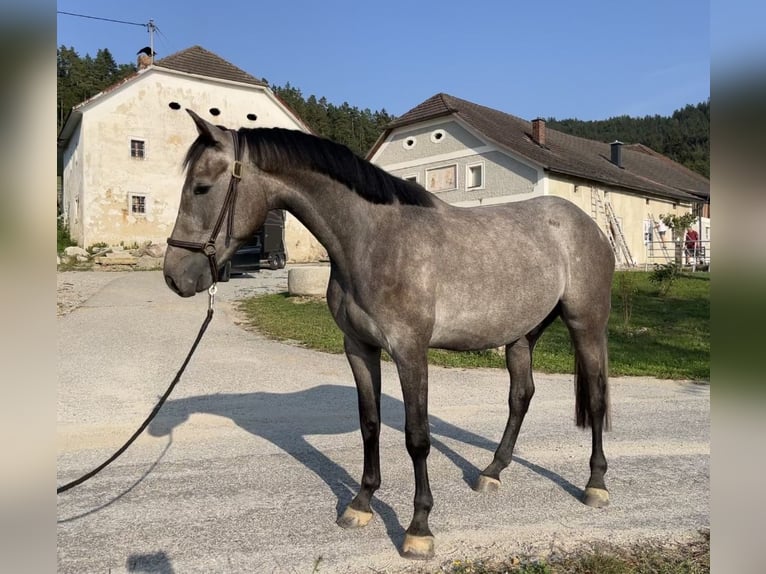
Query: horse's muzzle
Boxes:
[
  {"xmin": 163, "ymin": 250, "xmax": 213, "ymax": 297},
  {"xmin": 164, "ymin": 273, "xmax": 198, "ymax": 298}
]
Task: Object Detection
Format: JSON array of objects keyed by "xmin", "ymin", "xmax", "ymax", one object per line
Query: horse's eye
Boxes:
[{"xmin": 193, "ymin": 184, "xmax": 212, "ymax": 196}]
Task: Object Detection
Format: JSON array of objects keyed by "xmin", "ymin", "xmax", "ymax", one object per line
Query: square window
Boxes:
[
  {"xmin": 130, "ymin": 139, "xmax": 145, "ymax": 159},
  {"xmin": 425, "ymin": 165, "xmax": 457, "ymax": 192},
  {"xmin": 129, "ymin": 193, "xmax": 147, "ymax": 215},
  {"xmin": 466, "ymin": 163, "xmax": 484, "ymax": 189},
  {"xmin": 403, "ymin": 174, "xmax": 418, "ymax": 183}
]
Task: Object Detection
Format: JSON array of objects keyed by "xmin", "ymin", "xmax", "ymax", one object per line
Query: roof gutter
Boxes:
[
  {"xmin": 151, "ymin": 65, "xmax": 269, "ymax": 90},
  {"xmin": 546, "ymin": 166, "xmax": 697, "ymax": 202}
]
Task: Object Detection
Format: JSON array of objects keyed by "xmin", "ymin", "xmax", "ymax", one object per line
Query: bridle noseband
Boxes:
[{"xmin": 167, "ymin": 129, "xmax": 244, "ymax": 283}]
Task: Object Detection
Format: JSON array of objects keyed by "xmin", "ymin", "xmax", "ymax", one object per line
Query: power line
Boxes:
[
  {"xmin": 58, "ymin": 11, "xmax": 160, "ymax": 61},
  {"xmin": 57, "ymin": 10, "xmax": 147, "ymax": 28}
]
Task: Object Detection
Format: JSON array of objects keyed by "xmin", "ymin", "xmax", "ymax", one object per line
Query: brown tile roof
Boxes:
[
  {"xmin": 58, "ymin": 46, "xmax": 273, "ymax": 146},
  {"xmin": 155, "ymin": 45, "xmax": 268, "ymax": 87},
  {"xmin": 386, "ymin": 93, "xmax": 709, "ymax": 202}
]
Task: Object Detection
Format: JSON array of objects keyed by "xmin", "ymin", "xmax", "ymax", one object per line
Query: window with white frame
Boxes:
[
  {"xmin": 128, "ymin": 193, "xmax": 149, "ymax": 215},
  {"xmin": 130, "ymin": 138, "xmax": 146, "ymax": 159},
  {"xmin": 403, "ymin": 174, "xmax": 418, "ymax": 183},
  {"xmin": 425, "ymin": 164, "xmax": 457, "ymax": 192},
  {"xmin": 466, "ymin": 162, "xmax": 484, "ymax": 190}
]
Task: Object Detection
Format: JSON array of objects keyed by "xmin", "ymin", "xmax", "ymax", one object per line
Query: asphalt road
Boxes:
[{"xmin": 56, "ymin": 270, "xmax": 709, "ymax": 573}]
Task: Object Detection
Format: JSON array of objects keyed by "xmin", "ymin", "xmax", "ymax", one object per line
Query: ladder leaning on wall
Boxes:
[
  {"xmin": 590, "ymin": 188, "xmax": 636, "ymax": 267},
  {"xmin": 648, "ymin": 213, "xmax": 671, "ymax": 261}
]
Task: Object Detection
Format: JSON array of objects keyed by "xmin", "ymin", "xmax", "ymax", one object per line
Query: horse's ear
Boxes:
[{"xmin": 186, "ymin": 109, "xmax": 225, "ymax": 143}]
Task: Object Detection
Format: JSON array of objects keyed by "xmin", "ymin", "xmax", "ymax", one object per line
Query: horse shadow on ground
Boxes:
[{"xmin": 147, "ymin": 384, "xmax": 582, "ymax": 549}]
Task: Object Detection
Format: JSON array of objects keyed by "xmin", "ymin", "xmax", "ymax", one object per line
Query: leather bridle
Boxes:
[{"xmin": 166, "ymin": 129, "xmax": 244, "ymax": 283}]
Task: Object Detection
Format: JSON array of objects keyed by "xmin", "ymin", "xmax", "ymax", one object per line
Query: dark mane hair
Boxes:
[{"xmin": 184, "ymin": 128, "xmax": 434, "ymax": 208}]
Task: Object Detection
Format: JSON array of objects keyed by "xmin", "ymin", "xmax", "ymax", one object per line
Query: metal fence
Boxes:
[{"xmin": 643, "ymin": 239, "xmax": 711, "ymax": 272}]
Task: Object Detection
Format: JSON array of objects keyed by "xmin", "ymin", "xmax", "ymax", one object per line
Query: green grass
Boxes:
[
  {"xmin": 237, "ymin": 271, "xmax": 709, "ymax": 380},
  {"xmin": 428, "ymin": 531, "xmax": 709, "ymax": 574}
]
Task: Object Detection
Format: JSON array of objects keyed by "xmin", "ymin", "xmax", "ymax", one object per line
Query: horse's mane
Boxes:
[{"xmin": 184, "ymin": 128, "xmax": 434, "ymax": 208}]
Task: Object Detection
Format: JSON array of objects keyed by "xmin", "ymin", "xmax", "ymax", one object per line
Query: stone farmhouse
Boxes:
[
  {"xmin": 57, "ymin": 45, "xmax": 326, "ymax": 262},
  {"xmin": 368, "ymin": 93, "xmax": 710, "ymax": 267},
  {"xmin": 59, "ymin": 52, "xmax": 710, "ymax": 269}
]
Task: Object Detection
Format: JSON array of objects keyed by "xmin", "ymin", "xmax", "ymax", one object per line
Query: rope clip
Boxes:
[{"xmin": 208, "ymin": 283, "xmax": 218, "ymax": 310}]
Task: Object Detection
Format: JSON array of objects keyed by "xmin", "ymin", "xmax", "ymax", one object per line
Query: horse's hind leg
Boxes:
[
  {"xmin": 337, "ymin": 335, "xmax": 382, "ymax": 529},
  {"xmin": 559, "ymin": 255, "xmax": 612, "ymax": 508},
  {"xmin": 568, "ymin": 326, "xmax": 611, "ymax": 508},
  {"xmin": 475, "ymin": 338, "xmax": 536, "ymax": 492}
]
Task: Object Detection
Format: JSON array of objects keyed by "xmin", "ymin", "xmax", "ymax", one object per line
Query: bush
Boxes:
[
  {"xmin": 649, "ymin": 262, "xmax": 681, "ymax": 296},
  {"xmin": 616, "ymin": 271, "xmax": 637, "ymax": 327},
  {"xmin": 57, "ymin": 217, "xmax": 77, "ymax": 252}
]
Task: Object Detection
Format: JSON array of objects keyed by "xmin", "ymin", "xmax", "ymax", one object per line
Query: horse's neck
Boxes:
[{"xmin": 275, "ymin": 177, "xmax": 375, "ymax": 267}]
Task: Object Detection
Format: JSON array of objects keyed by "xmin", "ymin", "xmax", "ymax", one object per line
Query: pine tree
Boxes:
[{"xmin": 57, "ymin": 46, "xmax": 137, "ymax": 132}]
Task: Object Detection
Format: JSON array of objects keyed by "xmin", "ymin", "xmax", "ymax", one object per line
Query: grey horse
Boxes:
[{"xmin": 163, "ymin": 110, "xmax": 614, "ymax": 560}]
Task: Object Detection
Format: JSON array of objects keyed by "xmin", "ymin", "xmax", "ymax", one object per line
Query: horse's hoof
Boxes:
[
  {"xmin": 401, "ymin": 534, "xmax": 435, "ymax": 560},
  {"xmin": 337, "ymin": 506, "xmax": 374, "ymax": 529},
  {"xmin": 582, "ymin": 487, "xmax": 610, "ymax": 508},
  {"xmin": 474, "ymin": 475, "xmax": 501, "ymax": 492}
]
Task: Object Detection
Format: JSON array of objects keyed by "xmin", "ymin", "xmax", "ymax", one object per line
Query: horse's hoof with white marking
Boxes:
[
  {"xmin": 582, "ymin": 487, "xmax": 610, "ymax": 508},
  {"xmin": 336, "ymin": 506, "xmax": 374, "ymax": 529},
  {"xmin": 474, "ymin": 475, "xmax": 501, "ymax": 492},
  {"xmin": 401, "ymin": 534, "xmax": 435, "ymax": 560}
]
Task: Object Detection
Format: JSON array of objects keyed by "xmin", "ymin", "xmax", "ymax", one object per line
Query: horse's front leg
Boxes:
[
  {"xmin": 393, "ymin": 346, "xmax": 435, "ymax": 560},
  {"xmin": 337, "ymin": 335, "xmax": 382, "ymax": 529}
]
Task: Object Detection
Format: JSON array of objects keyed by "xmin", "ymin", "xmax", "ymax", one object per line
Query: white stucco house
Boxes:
[
  {"xmin": 368, "ymin": 93, "xmax": 711, "ymax": 267},
  {"xmin": 57, "ymin": 45, "xmax": 326, "ymax": 262}
]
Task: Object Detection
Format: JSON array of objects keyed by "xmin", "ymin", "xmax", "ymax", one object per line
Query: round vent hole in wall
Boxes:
[
  {"xmin": 209, "ymin": 107, "xmax": 221, "ymax": 116},
  {"xmin": 247, "ymin": 113, "xmax": 258, "ymax": 121},
  {"xmin": 168, "ymin": 102, "xmax": 181, "ymax": 110},
  {"xmin": 403, "ymin": 137, "xmax": 417, "ymax": 150},
  {"xmin": 431, "ymin": 129, "xmax": 446, "ymax": 143}
]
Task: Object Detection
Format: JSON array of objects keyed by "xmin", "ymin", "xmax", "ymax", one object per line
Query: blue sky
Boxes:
[{"xmin": 57, "ymin": 1, "xmax": 711, "ymax": 121}]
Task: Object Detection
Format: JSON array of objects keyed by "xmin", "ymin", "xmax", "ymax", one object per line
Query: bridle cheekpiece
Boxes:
[{"xmin": 166, "ymin": 129, "xmax": 244, "ymax": 286}]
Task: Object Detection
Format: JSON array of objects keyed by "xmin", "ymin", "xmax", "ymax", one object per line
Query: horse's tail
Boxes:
[{"xmin": 574, "ymin": 331, "xmax": 611, "ymax": 431}]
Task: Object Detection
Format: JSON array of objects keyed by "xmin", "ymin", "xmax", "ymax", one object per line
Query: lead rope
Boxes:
[{"xmin": 57, "ymin": 284, "xmax": 218, "ymax": 494}]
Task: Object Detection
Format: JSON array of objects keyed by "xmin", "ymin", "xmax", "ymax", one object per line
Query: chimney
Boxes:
[
  {"xmin": 136, "ymin": 46, "xmax": 156, "ymax": 70},
  {"xmin": 532, "ymin": 118, "xmax": 546, "ymax": 146},
  {"xmin": 610, "ymin": 140, "xmax": 623, "ymax": 168}
]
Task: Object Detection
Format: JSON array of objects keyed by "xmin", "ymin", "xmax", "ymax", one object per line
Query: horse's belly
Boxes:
[
  {"xmin": 436, "ymin": 311, "xmax": 550, "ymax": 351},
  {"xmin": 429, "ymin": 328, "xmax": 512, "ymax": 351},
  {"xmin": 430, "ymin": 294, "xmax": 558, "ymax": 351}
]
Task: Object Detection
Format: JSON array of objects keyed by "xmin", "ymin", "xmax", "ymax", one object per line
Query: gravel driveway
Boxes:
[
  {"xmin": 56, "ymin": 269, "xmax": 709, "ymax": 573},
  {"xmin": 56, "ymin": 267, "xmax": 290, "ymax": 316}
]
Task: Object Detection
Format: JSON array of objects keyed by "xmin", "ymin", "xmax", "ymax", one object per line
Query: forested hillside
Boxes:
[
  {"xmin": 270, "ymin": 83, "xmax": 395, "ymax": 157},
  {"xmin": 57, "ymin": 47, "xmax": 709, "ymax": 176},
  {"xmin": 57, "ymin": 46, "xmax": 136, "ymax": 130},
  {"xmin": 546, "ymin": 102, "xmax": 709, "ymax": 177}
]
